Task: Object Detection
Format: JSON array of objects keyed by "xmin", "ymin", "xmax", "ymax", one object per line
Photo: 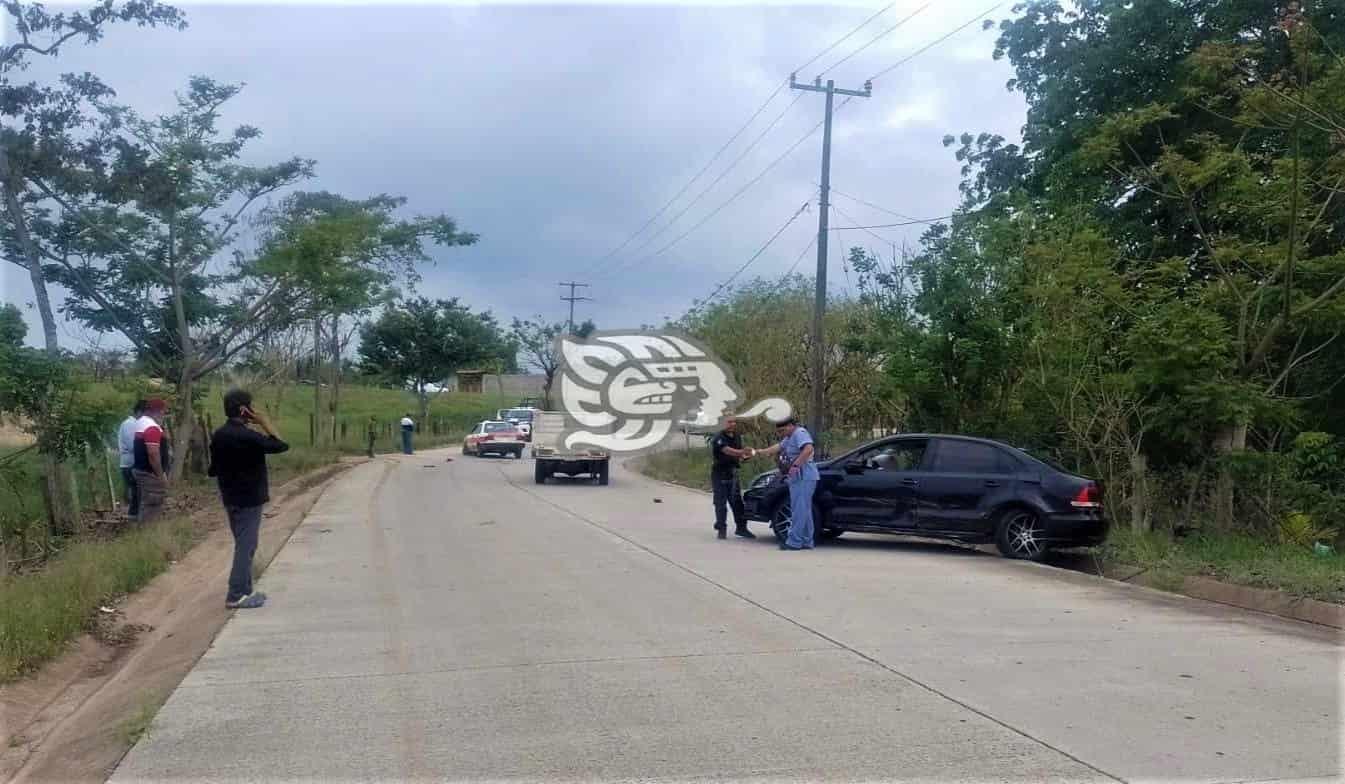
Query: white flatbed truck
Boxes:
[{"xmin": 531, "ymin": 411, "xmax": 611, "ymax": 485}]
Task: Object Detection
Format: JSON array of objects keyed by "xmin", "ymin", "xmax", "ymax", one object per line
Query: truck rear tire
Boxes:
[
  {"xmin": 596, "ymin": 462, "xmax": 610, "ymax": 486},
  {"xmin": 534, "ymin": 461, "xmax": 548, "ymax": 485}
]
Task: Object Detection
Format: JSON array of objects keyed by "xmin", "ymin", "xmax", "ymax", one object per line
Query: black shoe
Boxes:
[
  {"xmin": 779, "ymin": 544, "xmax": 804, "ymax": 551},
  {"xmin": 716, "ymin": 527, "xmax": 727, "ymax": 539},
  {"xmin": 734, "ymin": 528, "xmax": 756, "ymax": 539}
]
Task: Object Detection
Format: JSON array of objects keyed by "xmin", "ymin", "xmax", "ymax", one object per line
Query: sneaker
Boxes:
[
  {"xmin": 734, "ymin": 528, "xmax": 756, "ymax": 539},
  {"xmin": 779, "ymin": 544, "xmax": 804, "ymax": 551},
  {"xmin": 226, "ymin": 593, "xmax": 267, "ymax": 609}
]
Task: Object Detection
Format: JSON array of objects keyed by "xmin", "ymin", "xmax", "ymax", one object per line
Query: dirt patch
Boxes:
[
  {"xmin": 0, "ymin": 460, "xmax": 358, "ymax": 784},
  {"xmin": 0, "ymin": 420, "xmax": 34, "ymax": 449}
]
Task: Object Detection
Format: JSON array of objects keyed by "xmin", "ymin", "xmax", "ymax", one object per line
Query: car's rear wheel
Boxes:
[
  {"xmin": 534, "ymin": 461, "xmax": 548, "ymax": 484},
  {"xmin": 596, "ymin": 462, "xmax": 610, "ymax": 486},
  {"xmin": 996, "ymin": 508, "xmax": 1049, "ymax": 560}
]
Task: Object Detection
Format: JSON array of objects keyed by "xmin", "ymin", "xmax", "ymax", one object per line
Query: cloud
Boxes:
[{"xmin": 3, "ymin": 2, "xmax": 1025, "ymax": 347}]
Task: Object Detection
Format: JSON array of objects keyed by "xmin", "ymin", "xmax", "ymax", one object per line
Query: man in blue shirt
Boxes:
[{"xmin": 752, "ymin": 416, "xmax": 820, "ymax": 550}]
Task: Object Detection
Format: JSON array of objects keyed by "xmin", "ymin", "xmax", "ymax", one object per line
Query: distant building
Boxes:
[
  {"xmin": 445, "ymin": 372, "xmax": 546, "ymax": 398},
  {"xmin": 456, "ymin": 369, "xmax": 486, "ymax": 394}
]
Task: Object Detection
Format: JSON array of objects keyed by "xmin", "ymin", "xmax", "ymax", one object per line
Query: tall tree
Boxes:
[
  {"xmin": 358, "ymin": 297, "xmax": 512, "ymax": 422},
  {"xmin": 0, "ymin": 0, "xmax": 184, "ymax": 527},
  {"xmin": 509, "ymin": 316, "xmax": 595, "ymax": 408},
  {"xmin": 0, "ymin": 0, "xmax": 185, "ymax": 356},
  {"xmin": 41, "ymin": 78, "xmax": 316, "ymax": 477},
  {"xmin": 251, "ymin": 191, "xmax": 477, "ymax": 441}
]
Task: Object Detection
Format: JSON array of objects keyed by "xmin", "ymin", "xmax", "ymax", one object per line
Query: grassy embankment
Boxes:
[
  {"xmin": 0, "ymin": 384, "xmax": 503, "ymax": 682},
  {"xmin": 637, "ymin": 448, "xmax": 1345, "ymax": 604}
]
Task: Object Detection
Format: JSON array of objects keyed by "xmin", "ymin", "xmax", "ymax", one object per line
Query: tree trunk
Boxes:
[
  {"xmin": 418, "ymin": 381, "xmax": 429, "ymax": 425},
  {"xmin": 312, "ymin": 318, "xmax": 324, "ymax": 445},
  {"xmin": 542, "ymin": 371, "xmax": 555, "ymax": 410},
  {"xmin": 1129, "ymin": 451, "xmax": 1149, "ymax": 534},
  {"xmin": 170, "ymin": 374, "xmax": 195, "ymax": 481},
  {"xmin": 330, "ymin": 313, "xmax": 341, "ymax": 441},
  {"xmin": 1, "ymin": 149, "xmax": 78, "ymax": 533},
  {"xmin": 1212, "ymin": 422, "xmax": 1247, "ymax": 532}
]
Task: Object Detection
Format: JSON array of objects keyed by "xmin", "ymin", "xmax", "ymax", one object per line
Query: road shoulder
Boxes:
[{"xmin": 0, "ymin": 461, "xmax": 354, "ymax": 784}]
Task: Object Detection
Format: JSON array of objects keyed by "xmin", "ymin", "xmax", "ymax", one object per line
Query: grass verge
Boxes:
[
  {"xmin": 636, "ymin": 447, "xmax": 778, "ymax": 493},
  {"xmin": 0, "ymin": 515, "xmax": 198, "ymax": 682},
  {"xmin": 1103, "ymin": 528, "xmax": 1345, "ymax": 604}
]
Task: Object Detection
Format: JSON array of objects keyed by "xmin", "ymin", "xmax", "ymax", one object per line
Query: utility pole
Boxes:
[
  {"xmin": 791, "ymin": 73, "xmax": 871, "ymax": 441},
  {"xmin": 558, "ymin": 281, "xmax": 592, "ymax": 334}
]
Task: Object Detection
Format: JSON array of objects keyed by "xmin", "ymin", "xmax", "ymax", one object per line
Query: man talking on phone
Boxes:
[{"xmin": 209, "ymin": 389, "xmax": 289, "ymax": 609}]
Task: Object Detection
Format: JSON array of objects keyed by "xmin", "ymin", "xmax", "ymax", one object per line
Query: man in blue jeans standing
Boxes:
[
  {"xmin": 753, "ymin": 416, "xmax": 819, "ymax": 550},
  {"xmin": 400, "ymin": 413, "xmax": 415, "ymax": 454},
  {"xmin": 209, "ymin": 389, "xmax": 289, "ymax": 609}
]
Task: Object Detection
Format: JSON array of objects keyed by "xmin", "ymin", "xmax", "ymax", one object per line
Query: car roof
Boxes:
[{"xmin": 870, "ymin": 433, "xmax": 1013, "ymax": 448}]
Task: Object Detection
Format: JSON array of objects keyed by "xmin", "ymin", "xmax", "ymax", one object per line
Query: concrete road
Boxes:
[{"xmin": 114, "ymin": 452, "xmax": 1342, "ymax": 783}]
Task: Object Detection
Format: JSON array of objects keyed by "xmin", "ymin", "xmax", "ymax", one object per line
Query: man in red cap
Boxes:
[{"xmin": 131, "ymin": 398, "xmax": 172, "ymax": 522}]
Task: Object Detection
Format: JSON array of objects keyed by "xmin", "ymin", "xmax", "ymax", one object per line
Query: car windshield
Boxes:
[
  {"xmin": 503, "ymin": 409, "xmax": 533, "ymax": 421},
  {"xmin": 484, "ymin": 422, "xmax": 514, "ymax": 433}
]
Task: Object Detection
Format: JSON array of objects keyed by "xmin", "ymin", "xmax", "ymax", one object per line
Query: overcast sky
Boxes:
[{"xmin": 1, "ymin": 1, "xmax": 1025, "ymax": 349}]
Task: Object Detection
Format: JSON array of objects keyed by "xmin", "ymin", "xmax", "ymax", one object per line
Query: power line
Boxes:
[
  {"xmin": 598, "ymin": 91, "xmax": 805, "ymax": 276},
  {"xmin": 829, "ymin": 214, "xmax": 955, "ymax": 230},
  {"xmin": 588, "ymin": 3, "xmax": 905, "ymax": 280},
  {"xmin": 785, "ymin": 236, "xmax": 816, "ymax": 275},
  {"xmin": 867, "ymin": 2, "xmax": 1004, "ymax": 83},
  {"xmin": 830, "ymin": 202, "xmax": 901, "ymax": 244},
  {"xmin": 689, "ymin": 201, "xmax": 811, "ymax": 314},
  {"xmin": 828, "ymin": 185, "xmax": 921, "ymax": 221},
  {"xmin": 583, "ymin": 79, "xmax": 790, "ymax": 278},
  {"xmin": 600, "ymin": 102, "xmax": 848, "ymax": 281},
  {"xmin": 819, "ymin": 2, "xmax": 932, "ymax": 77},
  {"xmin": 793, "ymin": 2, "xmax": 896, "ymax": 77}
]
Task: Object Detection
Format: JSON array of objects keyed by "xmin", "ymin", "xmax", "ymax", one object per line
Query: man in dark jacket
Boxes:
[
  {"xmin": 709, "ymin": 416, "xmax": 755, "ymax": 540},
  {"xmin": 209, "ymin": 389, "xmax": 289, "ymax": 609}
]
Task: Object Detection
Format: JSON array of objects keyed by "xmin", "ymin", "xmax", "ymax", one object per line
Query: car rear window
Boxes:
[
  {"xmin": 930, "ymin": 440, "xmax": 1018, "ymax": 474},
  {"xmin": 484, "ymin": 422, "xmax": 514, "ymax": 433}
]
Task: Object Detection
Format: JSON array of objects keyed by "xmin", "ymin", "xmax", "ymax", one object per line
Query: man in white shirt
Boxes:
[
  {"xmin": 400, "ymin": 413, "xmax": 415, "ymax": 455},
  {"xmin": 117, "ymin": 400, "xmax": 146, "ymax": 518}
]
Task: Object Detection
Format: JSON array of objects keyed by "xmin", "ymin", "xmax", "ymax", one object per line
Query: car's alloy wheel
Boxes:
[
  {"xmin": 997, "ymin": 510, "xmax": 1047, "ymax": 560},
  {"xmin": 770, "ymin": 501, "xmax": 830, "ymax": 545},
  {"xmin": 770, "ymin": 502, "xmax": 792, "ymax": 544}
]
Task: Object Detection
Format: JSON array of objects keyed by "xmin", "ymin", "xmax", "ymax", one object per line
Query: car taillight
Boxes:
[{"xmin": 1071, "ymin": 483, "xmax": 1102, "ymax": 509}]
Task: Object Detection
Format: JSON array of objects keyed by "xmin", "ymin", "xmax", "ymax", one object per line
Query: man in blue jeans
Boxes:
[
  {"xmin": 400, "ymin": 413, "xmax": 415, "ymax": 454},
  {"xmin": 208, "ymin": 389, "xmax": 289, "ymax": 609},
  {"xmin": 753, "ymin": 417, "xmax": 819, "ymax": 550}
]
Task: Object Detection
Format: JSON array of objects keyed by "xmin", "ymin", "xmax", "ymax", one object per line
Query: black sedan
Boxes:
[{"xmin": 742, "ymin": 434, "xmax": 1107, "ymax": 560}]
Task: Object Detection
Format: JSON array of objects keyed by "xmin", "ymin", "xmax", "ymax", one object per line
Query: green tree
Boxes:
[
  {"xmin": 251, "ymin": 191, "xmax": 477, "ymax": 441},
  {"xmin": 0, "ymin": 0, "xmax": 184, "ymax": 528},
  {"xmin": 510, "ymin": 317, "xmax": 595, "ymax": 409},
  {"xmin": 358, "ymin": 298, "xmax": 512, "ymax": 422},
  {"xmin": 42, "ymin": 78, "xmax": 316, "ymax": 477}
]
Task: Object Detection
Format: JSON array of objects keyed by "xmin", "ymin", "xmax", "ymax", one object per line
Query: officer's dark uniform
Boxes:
[{"xmin": 710, "ymin": 428, "xmax": 753, "ymax": 538}]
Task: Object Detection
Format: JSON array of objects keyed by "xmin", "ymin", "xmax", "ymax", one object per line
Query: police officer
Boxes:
[{"xmin": 709, "ymin": 416, "xmax": 756, "ymax": 540}]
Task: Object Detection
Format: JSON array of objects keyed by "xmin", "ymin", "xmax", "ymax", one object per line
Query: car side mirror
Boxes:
[{"xmin": 844, "ymin": 459, "xmax": 866, "ymax": 475}]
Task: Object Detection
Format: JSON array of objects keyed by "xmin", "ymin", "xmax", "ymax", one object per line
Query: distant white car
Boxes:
[{"xmin": 496, "ymin": 407, "xmax": 540, "ymax": 441}]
